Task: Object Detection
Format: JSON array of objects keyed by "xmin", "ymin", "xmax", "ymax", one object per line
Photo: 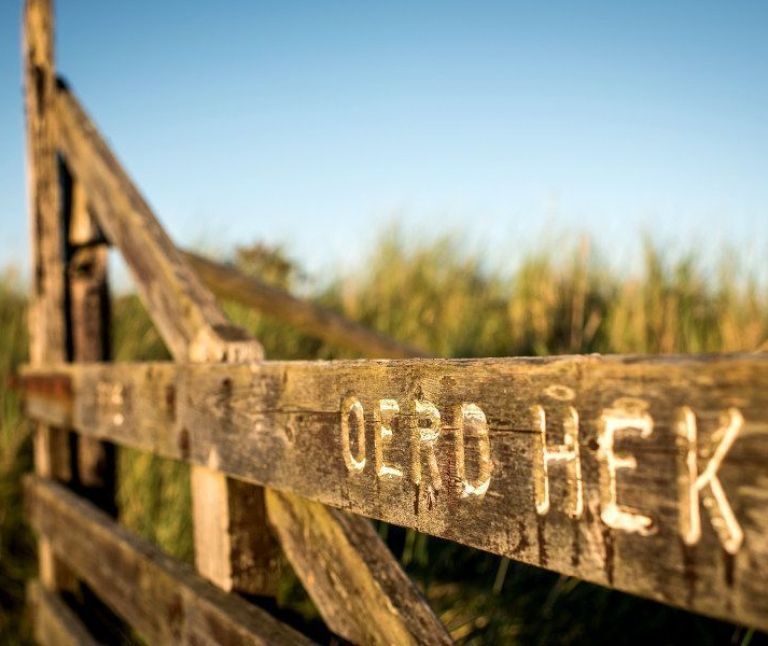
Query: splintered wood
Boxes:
[{"xmin": 21, "ymin": 353, "xmax": 768, "ymax": 630}]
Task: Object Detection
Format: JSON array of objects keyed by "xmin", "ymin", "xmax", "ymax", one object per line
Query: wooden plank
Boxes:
[
  {"xmin": 27, "ymin": 581, "xmax": 102, "ymax": 646},
  {"xmin": 266, "ymin": 491, "xmax": 451, "ymax": 645},
  {"xmin": 180, "ymin": 250, "xmax": 281, "ymax": 597},
  {"xmin": 23, "ymin": 0, "xmax": 76, "ymax": 594},
  {"xmin": 25, "ymin": 476, "xmax": 314, "ymax": 645},
  {"xmin": 183, "ymin": 251, "xmax": 427, "ymax": 359},
  {"xmin": 53, "ymin": 83, "xmax": 262, "ymax": 363},
  {"xmin": 191, "ymin": 465, "xmax": 283, "ymax": 595},
  {"xmin": 24, "ymin": 1, "xmax": 66, "ymax": 366},
  {"xmin": 66, "ymin": 172, "xmax": 116, "ymax": 514},
  {"xmin": 20, "ymin": 353, "xmax": 768, "ymax": 630}
]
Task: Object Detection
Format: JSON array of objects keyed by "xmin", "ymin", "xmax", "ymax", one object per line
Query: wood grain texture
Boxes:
[
  {"xmin": 66, "ymin": 173, "xmax": 115, "ymax": 514},
  {"xmin": 24, "ymin": 0, "xmax": 66, "ymax": 366},
  {"xmin": 267, "ymin": 490, "xmax": 451, "ymax": 645},
  {"xmin": 20, "ymin": 353, "xmax": 768, "ymax": 630},
  {"xmin": 27, "ymin": 581, "xmax": 102, "ymax": 646},
  {"xmin": 184, "ymin": 253, "xmax": 446, "ymax": 637},
  {"xmin": 23, "ymin": 0, "xmax": 76, "ymax": 594},
  {"xmin": 183, "ymin": 251, "xmax": 427, "ymax": 359},
  {"xmin": 25, "ymin": 476, "xmax": 314, "ymax": 645},
  {"xmin": 53, "ymin": 83, "xmax": 262, "ymax": 363},
  {"xmin": 186, "ymin": 281, "xmax": 280, "ymax": 597},
  {"xmin": 191, "ymin": 465, "xmax": 283, "ymax": 596}
]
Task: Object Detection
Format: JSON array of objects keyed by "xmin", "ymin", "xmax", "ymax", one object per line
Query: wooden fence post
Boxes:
[
  {"xmin": 24, "ymin": 0, "xmax": 75, "ymax": 592},
  {"xmin": 25, "ymin": 0, "xmax": 116, "ymax": 599},
  {"xmin": 191, "ymin": 468, "xmax": 282, "ymax": 595},
  {"xmin": 65, "ymin": 174, "xmax": 115, "ymax": 514},
  {"xmin": 188, "ymin": 322, "xmax": 284, "ymax": 596}
]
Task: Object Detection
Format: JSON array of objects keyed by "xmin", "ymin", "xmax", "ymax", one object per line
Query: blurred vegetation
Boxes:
[
  {"xmin": 0, "ymin": 270, "xmax": 33, "ymax": 642},
  {"xmin": 1, "ymin": 229, "xmax": 767, "ymax": 644}
]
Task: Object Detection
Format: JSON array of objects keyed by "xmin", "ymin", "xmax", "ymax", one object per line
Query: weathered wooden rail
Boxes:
[{"xmin": 19, "ymin": 1, "xmax": 768, "ymax": 643}]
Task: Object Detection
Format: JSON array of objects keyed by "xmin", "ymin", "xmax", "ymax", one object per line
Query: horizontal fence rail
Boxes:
[
  {"xmin": 25, "ymin": 476, "xmax": 313, "ymax": 645},
  {"xmin": 21, "ymin": 353, "xmax": 768, "ymax": 630},
  {"xmin": 183, "ymin": 251, "xmax": 428, "ymax": 359}
]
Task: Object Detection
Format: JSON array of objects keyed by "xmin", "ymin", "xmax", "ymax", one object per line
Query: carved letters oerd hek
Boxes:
[{"xmin": 339, "ymin": 386, "xmax": 744, "ymax": 554}]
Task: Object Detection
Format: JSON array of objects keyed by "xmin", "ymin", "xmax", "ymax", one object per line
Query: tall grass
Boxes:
[
  {"xmin": 0, "ymin": 270, "xmax": 33, "ymax": 642},
  {"xmin": 0, "ymin": 231, "xmax": 765, "ymax": 644}
]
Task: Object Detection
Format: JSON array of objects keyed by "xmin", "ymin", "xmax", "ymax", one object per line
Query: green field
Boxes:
[{"xmin": 1, "ymin": 230, "xmax": 766, "ymax": 644}]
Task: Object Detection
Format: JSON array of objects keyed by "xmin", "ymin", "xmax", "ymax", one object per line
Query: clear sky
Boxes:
[{"xmin": 1, "ymin": 1, "xmax": 766, "ymax": 282}]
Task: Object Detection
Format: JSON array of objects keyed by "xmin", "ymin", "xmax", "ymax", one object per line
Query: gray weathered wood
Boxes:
[
  {"xmin": 191, "ymin": 465, "xmax": 283, "ymax": 595},
  {"xmin": 267, "ymin": 490, "xmax": 451, "ymax": 645},
  {"xmin": 23, "ymin": 0, "xmax": 75, "ymax": 594},
  {"xmin": 66, "ymin": 173, "xmax": 115, "ymax": 514},
  {"xmin": 183, "ymin": 280, "xmax": 280, "ymax": 597},
  {"xmin": 27, "ymin": 580, "xmax": 102, "ymax": 646},
  {"xmin": 25, "ymin": 476, "xmax": 314, "ymax": 645},
  {"xmin": 20, "ymin": 353, "xmax": 768, "ymax": 630},
  {"xmin": 24, "ymin": 0, "xmax": 66, "ymax": 366},
  {"xmin": 183, "ymin": 255, "xmax": 447, "ymax": 640},
  {"xmin": 184, "ymin": 251, "xmax": 427, "ymax": 359}
]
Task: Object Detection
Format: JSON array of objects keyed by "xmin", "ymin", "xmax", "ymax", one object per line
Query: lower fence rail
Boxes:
[{"xmin": 24, "ymin": 476, "xmax": 314, "ymax": 645}]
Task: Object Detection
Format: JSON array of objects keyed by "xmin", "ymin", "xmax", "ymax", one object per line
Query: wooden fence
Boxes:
[{"xmin": 18, "ymin": 1, "xmax": 768, "ymax": 642}]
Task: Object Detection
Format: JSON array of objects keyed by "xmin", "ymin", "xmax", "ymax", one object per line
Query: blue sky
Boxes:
[{"xmin": 1, "ymin": 1, "xmax": 766, "ymax": 283}]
